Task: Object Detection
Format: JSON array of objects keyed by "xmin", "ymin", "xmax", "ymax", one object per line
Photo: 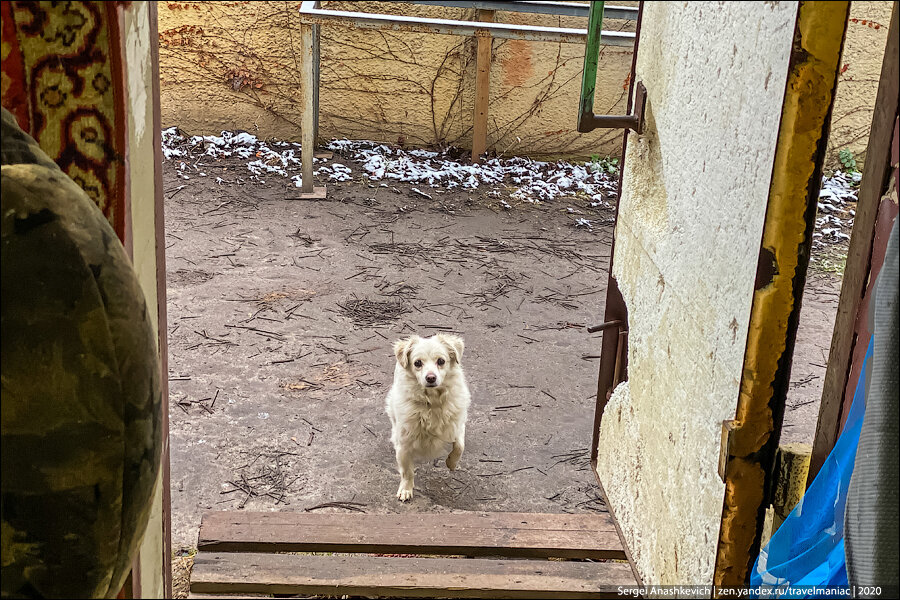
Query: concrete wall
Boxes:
[
  {"xmin": 595, "ymin": 1, "xmax": 799, "ymax": 586},
  {"xmin": 157, "ymin": 1, "xmax": 633, "ymax": 158},
  {"xmin": 156, "ymin": 1, "xmax": 890, "ymax": 161}
]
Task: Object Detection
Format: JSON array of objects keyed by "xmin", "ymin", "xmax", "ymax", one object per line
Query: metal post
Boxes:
[
  {"xmin": 575, "ymin": 2, "xmax": 645, "ymax": 134},
  {"xmin": 472, "ymin": 9, "xmax": 494, "ymax": 162},
  {"xmin": 577, "ymin": 1, "xmax": 604, "ymax": 131}
]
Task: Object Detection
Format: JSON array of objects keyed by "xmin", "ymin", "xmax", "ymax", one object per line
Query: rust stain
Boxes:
[
  {"xmin": 713, "ymin": 1, "xmax": 850, "ymax": 590},
  {"xmin": 501, "ymin": 39, "xmax": 533, "ymax": 88},
  {"xmin": 717, "ymin": 459, "xmax": 766, "ymax": 586}
]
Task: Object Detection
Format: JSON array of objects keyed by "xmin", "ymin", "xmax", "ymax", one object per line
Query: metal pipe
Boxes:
[
  {"xmin": 577, "ymin": 1, "xmax": 646, "ymax": 134},
  {"xmin": 577, "ymin": 1, "xmax": 605, "ymax": 132},
  {"xmin": 298, "ymin": 1, "xmax": 635, "ymax": 46},
  {"xmin": 581, "ymin": 80, "xmax": 645, "ymax": 132},
  {"xmin": 405, "ymin": 1, "xmax": 639, "ymax": 20},
  {"xmin": 586, "ymin": 319, "xmax": 622, "ymax": 333}
]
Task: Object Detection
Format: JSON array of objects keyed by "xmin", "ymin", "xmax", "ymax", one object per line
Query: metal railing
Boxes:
[
  {"xmin": 299, "ymin": 1, "xmax": 636, "ymax": 46},
  {"xmin": 294, "ymin": 1, "xmax": 637, "ymax": 193},
  {"xmin": 407, "ymin": 1, "xmax": 639, "ymax": 22}
]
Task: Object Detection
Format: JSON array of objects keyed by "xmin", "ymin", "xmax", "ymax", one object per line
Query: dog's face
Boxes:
[{"xmin": 393, "ymin": 334, "xmax": 464, "ymax": 389}]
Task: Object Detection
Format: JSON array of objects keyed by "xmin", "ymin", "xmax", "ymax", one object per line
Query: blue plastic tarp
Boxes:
[{"xmin": 750, "ymin": 339, "xmax": 873, "ymax": 596}]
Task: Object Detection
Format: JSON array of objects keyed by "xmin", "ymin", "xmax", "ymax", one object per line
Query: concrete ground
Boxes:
[
  {"xmin": 165, "ymin": 155, "xmax": 619, "ymax": 552},
  {"xmin": 781, "ymin": 270, "xmax": 841, "ymax": 445},
  {"xmin": 163, "ymin": 151, "xmax": 842, "ymax": 564}
]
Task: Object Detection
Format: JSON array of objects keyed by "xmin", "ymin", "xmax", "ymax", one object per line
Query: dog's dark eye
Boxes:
[
  {"xmin": 414, "ymin": 359, "xmax": 423, "ymax": 368},
  {"xmin": 437, "ymin": 358, "xmax": 446, "ymax": 366}
]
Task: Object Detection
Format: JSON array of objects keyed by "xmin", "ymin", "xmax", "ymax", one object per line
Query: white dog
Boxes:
[{"xmin": 385, "ymin": 334, "xmax": 470, "ymax": 501}]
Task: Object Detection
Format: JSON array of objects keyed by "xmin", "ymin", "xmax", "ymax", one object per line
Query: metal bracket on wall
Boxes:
[
  {"xmin": 580, "ymin": 81, "xmax": 647, "ymax": 133},
  {"xmin": 577, "ymin": 1, "xmax": 647, "ymax": 133},
  {"xmin": 587, "ymin": 320, "xmax": 629, "ymax": 389},
  {"xmin": 718, "ymin": 419, "xmax": 739, "ymax": 482}
]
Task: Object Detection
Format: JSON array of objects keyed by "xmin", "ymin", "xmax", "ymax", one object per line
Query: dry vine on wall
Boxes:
[
  {"xmin": 825, "ymin": 14, "xmax": 889, "ymax": 166},
  {"xmin": 159, "ymin": 1, "xmax": 634, "ymax": 157}
]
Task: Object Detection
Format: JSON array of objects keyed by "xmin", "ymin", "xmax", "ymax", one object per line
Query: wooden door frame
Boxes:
[
  {"xmin": 122, "ymin": 1, "xmax": 172, "ymax": 596},
  {"xmin": 809, "ymin": 1, "xmax": 899, "ymax": 486},
  {"xmin": 150, "ymin": 1, "xmax": 173, "ymax": 596}
]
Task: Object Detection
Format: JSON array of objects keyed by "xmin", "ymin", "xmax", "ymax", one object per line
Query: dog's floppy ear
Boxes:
[
  {"xmin": 437, "ymin": 334, "xmax": 465, "ymax": 364},
  {"xmin": 393, "ymin": 336, "xmax": 418, "ymax": 368}
]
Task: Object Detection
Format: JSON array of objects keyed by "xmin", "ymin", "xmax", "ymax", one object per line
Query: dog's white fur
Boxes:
[{"xmin": 385, "ymin": 334, "xmax": 470, "ymax": 501}]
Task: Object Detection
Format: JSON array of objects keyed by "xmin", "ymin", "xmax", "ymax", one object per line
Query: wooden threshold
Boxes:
[
  {"xmin": 198, "ymin": 510, "xmax": 625, "ymax": 560},
  {"xmin": 191, "ymin": 510, "xmax": 636, "ymax": 598},
  {"xmin": 191, "ymin": 552, "xmax": 635, "ymax": 599}
]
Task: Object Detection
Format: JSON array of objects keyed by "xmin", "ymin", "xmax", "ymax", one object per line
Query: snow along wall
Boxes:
[{"xmin": 595, "ymin": 1, "xmax": 800, "ymax": 586}]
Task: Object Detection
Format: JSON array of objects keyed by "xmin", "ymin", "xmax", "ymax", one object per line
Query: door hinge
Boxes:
[{"xmin": 719, "ymin": 419, "xmax": 739, "ymax": 482}]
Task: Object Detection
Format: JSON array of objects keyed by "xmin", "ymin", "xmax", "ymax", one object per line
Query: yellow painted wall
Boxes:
[
  {"xmin": 156, "ymin": 1, "xmax": 890, "ymax": 161},
  {"xmin": 157, "ymin": 1, "xmax": 635, "ymax": 158},
  {"xmin": 826, "ymin": 1, "xmax": 894, "ymax": 166}
]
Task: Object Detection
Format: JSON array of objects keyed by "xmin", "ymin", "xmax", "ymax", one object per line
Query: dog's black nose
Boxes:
[{"xmin": 425, "ymin": 373, "xmax": 437, "ymax": 384}]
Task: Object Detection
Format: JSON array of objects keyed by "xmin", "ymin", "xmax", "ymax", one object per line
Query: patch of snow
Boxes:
[
  {"xmin": 162, "ymin": 130, "xmax": 619, "ymax": 206},
  {"xmin": 411, "ymin": 187, "xmax": 433, "ymax": 200},
  {"xmin": 327, "ymin": 139, "xmax": 617, "ymax": 202},
  {"xmin": 814, "ymin": 170, "xmax": 858, "ymax": 250},
  {"xmin": 574, "ymin": 218, "xmax": 593, "ymax": 230},
  {"xmin": 316, "ymin": 162, "xmax": 352, "ymax": 182},
  {"xmin": 161, "ymin": 127, "xmax": 185, "ymax": 159}
]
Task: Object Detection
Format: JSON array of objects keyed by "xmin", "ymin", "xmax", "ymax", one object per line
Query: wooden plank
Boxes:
[
  {"xmin": 148, "ymin": 3, "xmax": 173, "ymax": 596},
  {"xmin": 287, "ymin": 185, "xmax": 327, "ymax": 200},
  {"xmin": 472, "ymin": 9, "xmax": 494, "ymax": 162},
  {"xmin": 188, "ymin": 595, "xmax": 268, "ymax": 599},
  {"xmin": 198, "ymin": 511, "xmax": 625, "ymax": 560},
  {"xmin": 810, "ymin": 2, "xmax": 899, "ymax": 485},
  {"xmin": 299, "ymin": 23, "xmax": 315, "ymax": 194},
  {"xmin": 188, "ymin": 594, "xmax": 269, "ymax": 599},
  {"xmin": 190, "ymin": 552, "xmax": 635, "ymax": 599}
]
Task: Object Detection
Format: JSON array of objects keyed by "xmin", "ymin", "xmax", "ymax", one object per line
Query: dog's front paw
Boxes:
[
  {"xmin": 447, "ymin": 444, "xmax": 462, "ymax": 471},
  {"xmin": 396, "ymin": 484, "xmax": 414, "ymax": 502}
]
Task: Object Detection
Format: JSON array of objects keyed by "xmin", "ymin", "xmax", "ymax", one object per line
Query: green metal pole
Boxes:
[{"xmin": 578, "ymin": 1, "xmax": 604, "ymax": 132}]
